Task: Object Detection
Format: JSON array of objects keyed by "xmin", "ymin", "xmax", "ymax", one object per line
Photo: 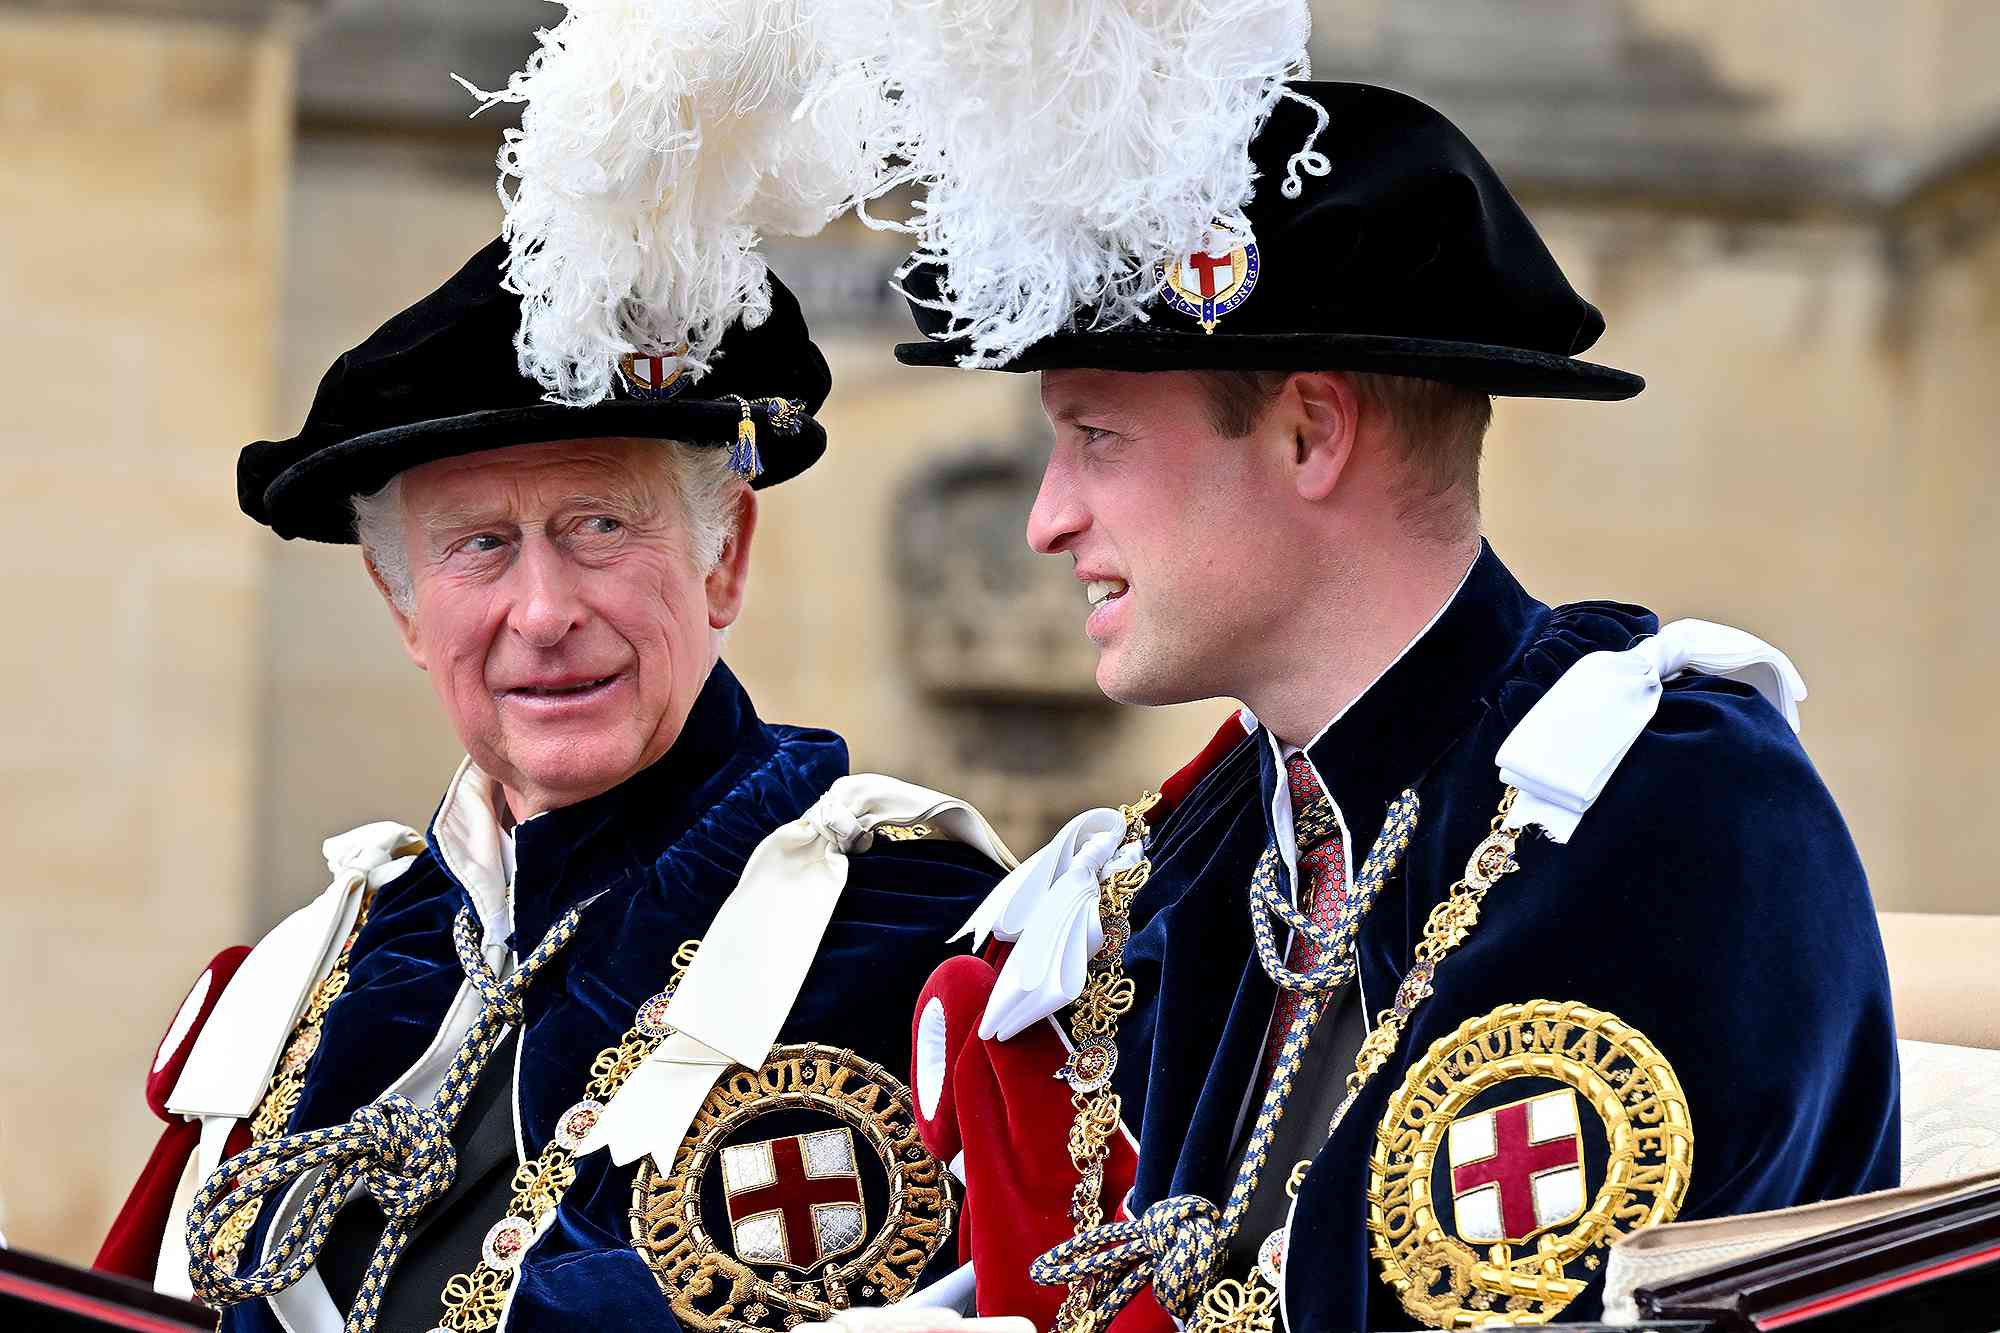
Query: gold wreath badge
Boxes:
[
  {"xmin": 630, "ymin": 1043, "xmax": 956, "ymax": 1333},
  {"xmin": 1368, "ymin": 1000, "xmax": 1693, "ymax": 1328}
]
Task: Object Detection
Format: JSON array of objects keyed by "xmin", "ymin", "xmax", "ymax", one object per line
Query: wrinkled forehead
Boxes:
[{"xmin": 397, "ymin": 437, "xmax": 667, "ymax": 521}]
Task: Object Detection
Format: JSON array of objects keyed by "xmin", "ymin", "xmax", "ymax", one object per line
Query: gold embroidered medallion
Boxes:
[
  {"xmin": 631, "ymin": 1043, "xmax": 956, "ymax": 1332},
  {"xmin": 1368, "ymin": 1000, "xmax": 1693, "ymax": 1328}
]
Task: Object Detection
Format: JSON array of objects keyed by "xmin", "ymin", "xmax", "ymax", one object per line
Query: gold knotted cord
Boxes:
[
  {"xmin": 206, "ymin": 878, "xmax": 391, "ymax": 1272},
  {"xmin": 430, "ymin": 939, "xmax": 702, "ymax": 1332},
  {"xmin": 1046, "ymin": 788, "xmax": 1529, "ymax": 1333}
]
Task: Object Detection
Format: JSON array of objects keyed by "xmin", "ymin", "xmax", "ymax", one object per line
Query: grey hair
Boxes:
[{"xmin": 353, "ymin": 441, "xmax": 745, "ymax": 615}]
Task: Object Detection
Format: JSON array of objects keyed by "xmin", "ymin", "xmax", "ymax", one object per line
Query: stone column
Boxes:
[{"xmin": 0, "ymin": 1, "xmax": 298, "ymax": 1262}]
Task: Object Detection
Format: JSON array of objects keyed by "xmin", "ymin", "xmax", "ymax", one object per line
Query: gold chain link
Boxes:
[
  {"xmin": 1050, "ymin": 793, "xmax": 1160, "ymax": 1333},
  {"xmin": 431, "ymin": 938, "xmax": 701, "ymax": 1331},
  {"xmin": 1048, "ymin": 788, "xmax": 1530, "ymax": 1333},
  {"xmin": 1216, "ymin": 789, "xmax": 1528, "ymax": 1333}
]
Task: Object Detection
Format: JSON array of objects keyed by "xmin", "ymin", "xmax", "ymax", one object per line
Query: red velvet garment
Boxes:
[
  {"xmin": 913, "ymin": 954, "xmax": 1168, "ymax": 1330},
  {"xmin": 908, "ymin": 717, "xmax": 1247, "ymax": 1330},
  {"xmin": 95, "ymin": 946, "xmax": 252, "ymax": 1280}
]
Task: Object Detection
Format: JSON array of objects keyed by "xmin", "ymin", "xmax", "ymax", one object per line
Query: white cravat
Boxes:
[{"xmin": 580, "ymin": 775, "xmax": 1014, "ymax": 1165}]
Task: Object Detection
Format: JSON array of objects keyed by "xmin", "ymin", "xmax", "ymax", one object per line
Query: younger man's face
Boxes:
[{"xmin": 1029, "ymin": 368, "xmax": 1301, "ymax": 708}]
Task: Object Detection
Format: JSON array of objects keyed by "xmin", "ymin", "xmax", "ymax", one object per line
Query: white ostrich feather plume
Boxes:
[
  {"xmin": 837, "ymin": 0, "xmax": 1315, "ymax": 366},
  {"xmin": 460, "ymin": 0, "xmax": 883, "ymax": 405}
]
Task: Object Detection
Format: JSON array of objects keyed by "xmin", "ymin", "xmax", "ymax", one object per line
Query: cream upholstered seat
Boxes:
[
  {"xmin": 1879, "ymin": 912, "xmax": 2000, "ymax": 1050},
  {"xmin": 1878, "ymin": 912, "xmax": 2000, "ymax": 1188}
]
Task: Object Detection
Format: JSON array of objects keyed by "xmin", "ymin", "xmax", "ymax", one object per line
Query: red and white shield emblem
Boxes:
[
  {"xmin": 720, "ymin": 1128, "xmax": 868, "ymax": 1273},
  {"xmin": 618, "ymin": 346, "xmax": 691, "ymax": 400},
  {"xmin": 1157, "ymin": 227, "xmax": 1261, "ymax": 333},
  {"xmin": 1446, "ymin": 1089, "xmax": 1588, "ymax": 1243}
]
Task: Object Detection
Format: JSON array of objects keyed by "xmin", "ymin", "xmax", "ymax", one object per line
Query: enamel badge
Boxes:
[
  {"xmin": 630, "ymin": 1043, "xmax": 955, "ymax": 1332},
  {"xmin": 1158, "ymin": 229, "xmax": 1261, "ymax": 334},
  {"xmin": 1367, "ymin": 1000, "xmax": 1693, "ymax": 1327},
  {"xmin": 619, "ymin": 344, "xmax": 692, "ymax": 400}
]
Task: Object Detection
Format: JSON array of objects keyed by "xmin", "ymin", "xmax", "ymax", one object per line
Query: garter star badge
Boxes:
[
  {"xmin": 631, "ymin": 1043, "xmax": 955, "ymax": 1333},
  {"xmin": 1158, "ymin": 228, "xmax": 1261, "ymax": 334},
  {"xmin": 1367, "ymin": 1000, "xmax": 1692, "ymax": 1328}
]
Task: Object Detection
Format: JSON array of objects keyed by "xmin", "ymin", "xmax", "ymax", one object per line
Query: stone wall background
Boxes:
[{"xmin": 0, "ymin": 0, "xmax": 1994, "ymax": 1264}]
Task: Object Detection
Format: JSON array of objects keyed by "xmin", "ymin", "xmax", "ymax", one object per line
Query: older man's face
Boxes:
[{"xmin": 377, "ymin": 438, "xmax": 753, "ymax": 820}]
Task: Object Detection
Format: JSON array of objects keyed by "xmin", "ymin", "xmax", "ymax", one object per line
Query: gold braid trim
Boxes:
[
  {"xmin": 207, "ymin": 879, "xmax": 389, "ymax": 1270},
  {"xmin": 1049, "ymin": 789, "xmax": 1531, "ymax": 1333},
  {"xmin": 430, "ymin": 939, "xmax": 702, "ymax": 1332},
  {"xmin": 1186, "ymin": 789, "xmax": 1527, "ymax": 1333}
]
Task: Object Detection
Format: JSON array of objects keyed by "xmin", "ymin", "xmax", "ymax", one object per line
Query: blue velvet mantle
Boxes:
[
  {"xmin": 228, "ymin": 662, "xmax": 1002, "ymax": 1332},
  {"xmin": 1111, "ymin": 544, "xmax": 1899, "ymax": 1332}
]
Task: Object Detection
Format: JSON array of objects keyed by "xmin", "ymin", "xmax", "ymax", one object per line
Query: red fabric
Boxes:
[
  {"xmin": 94, "ymin": 1119, "xmax": 202, "ymax": 1280},
  {"xmin": 1158, "ymin": 711, "xmax": 1252, "ymax": 814},
  {"xmin": 897, "ymin": 719, "xmax": 1258, "ymax": 1327},
  {"xmin": 144, "ymin": 946, "xmax": 252, "ymax": 1119},
  {"xmin": 725, "ymin": 1134, "xmax": 863, "ymax": 1268},
  {"xmin": 1258, "ymin": 755, "xmax": 1347, "ymax": 1085},
  {"xmin": 911, "ymin": 957, "xmax": 1171, "ymax": 1333},
  {"xmin": 1450, "ymin": 1101, "xmax": 1580, "ymax": 1240},
  {"xmin": 95, "ymin": 945, "xmax": 254, "ymax": 1280}
]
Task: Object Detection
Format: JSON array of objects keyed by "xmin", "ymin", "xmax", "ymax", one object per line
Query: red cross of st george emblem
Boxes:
[
  {"xmin": 1184, "ymin": 249, "xmax": 1235, "ymax": 299},
  {"xmin": 1157, "ymin": 229, "xmax": 1260, "ymax": 334},
  {"xmin": 722, "ymin": 1130, "xmax": 866, "ymax": 1272},
  {"xmin": 618, "ymin": 345, "xmax": 690, "ymax": 399},
  {"xmin": 1448, "ymin": 1091, "xmax": 1586, "ymax": 1242}
]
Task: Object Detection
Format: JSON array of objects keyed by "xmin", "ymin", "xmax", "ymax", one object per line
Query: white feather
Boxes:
[
  {"xmin": 468, "ymin": 0, "xmax": 1314, "ymax": 396},
  {"xmin": 460, "ymin": 0, "xmax": 880, "ymax": 406},
  {"xmin": 827, "ymin": 0, "xmax": 1315, "ymax": 366}
]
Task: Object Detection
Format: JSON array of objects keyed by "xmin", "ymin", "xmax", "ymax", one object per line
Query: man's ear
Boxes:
[
  {"xmin": 706, "ymin": 484, "xmax": 758, "ymax": 630},
  {"xmin": 1287, "ymin": 371, "xmax": 1361, "ymax": 502},
  {"xmin": 366, "ymin": 553, "xmax": 427, "ymax": 670}
]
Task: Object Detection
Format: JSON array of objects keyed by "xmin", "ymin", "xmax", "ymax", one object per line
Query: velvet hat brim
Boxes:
[
  {"xmin": 895, "ymin": 329, "xmax": 1641, "ymax": 400},
  {"xmin": 240, "ymin": 238, "xmax": 832, "ymax": 544},
  {"xmin": 892, "ymin": 82, "xmax": 1643, "ymax": 401},
  {"xmin": 245, "ymin": 401, "xmax": 825, "ymax": 545}
]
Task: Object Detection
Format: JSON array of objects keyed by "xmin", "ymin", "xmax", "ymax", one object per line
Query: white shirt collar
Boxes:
[{"xmin": 431, "ymin": 757, "xmax": 516, "ymax": 946}]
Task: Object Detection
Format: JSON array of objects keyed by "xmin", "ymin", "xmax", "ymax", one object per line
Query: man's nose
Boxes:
[
  {"xmin": 1025, "ymin": 451, "xmax": 1087, "ymax": 556},
  {"xmin": 507, "ymin": 539, "xmax": 582, "ymax": 648}
]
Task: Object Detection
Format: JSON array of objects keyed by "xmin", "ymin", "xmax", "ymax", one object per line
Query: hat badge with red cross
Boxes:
[
  {"xmin": 1157, "ymin": 226, "xmax": 1261, "ymax": 334},
  {"xmin": 618, "ymin": 343, "xmax": 693, "ymax": 400}
]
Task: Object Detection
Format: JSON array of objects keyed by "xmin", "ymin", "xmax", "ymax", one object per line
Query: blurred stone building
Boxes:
[{"xmin": 1, "ymin": 0, "xmax": 1995, "ymax": 1263}]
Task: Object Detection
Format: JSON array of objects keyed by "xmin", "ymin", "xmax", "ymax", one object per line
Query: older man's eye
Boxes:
[
  {"xmin": 580, "ymin": 516, "xmax": 624, "ymax": 535},
  {"xmin": 453, "ymin": 533, "xmax": 508, "ymax": 556}
]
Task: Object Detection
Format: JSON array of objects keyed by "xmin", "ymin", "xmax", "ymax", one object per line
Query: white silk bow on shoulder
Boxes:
[
  {"xmin": 580, "ymin": 774, "xmax": 1014, "ymax": 1166},
  {"xmin": 1497, "ymin": 618, "xmax": 1807, "ymax": 842},
  {"xmin": 956, "ymin": 808, "xmax": 1144, "ymax": 1042}
]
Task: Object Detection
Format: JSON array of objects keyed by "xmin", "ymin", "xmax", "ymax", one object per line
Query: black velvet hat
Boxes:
[
  {"xmin": 240, "ymin": 238, "xmax": 831, "ymax": 543},
  {"xmin": 895, "ymin": 82, "xmax": 1642, "ymax": 400}
]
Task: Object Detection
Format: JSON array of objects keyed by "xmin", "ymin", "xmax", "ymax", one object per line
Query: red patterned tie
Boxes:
[{"xmin": 1259, "ymin": 752, "xmax": 1347, "ymax": 1085}]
